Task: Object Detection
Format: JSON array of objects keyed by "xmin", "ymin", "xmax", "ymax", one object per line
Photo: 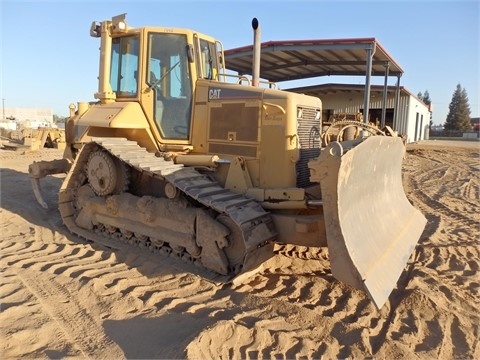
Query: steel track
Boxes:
[{"xmin": 58, "ymin": 137, "xmax": 276, "ymax": 280}]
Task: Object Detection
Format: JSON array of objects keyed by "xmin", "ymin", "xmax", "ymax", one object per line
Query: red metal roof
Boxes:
[{"xmin": 224, "ymin": 38, "xmax": 403, "ymax": 82}]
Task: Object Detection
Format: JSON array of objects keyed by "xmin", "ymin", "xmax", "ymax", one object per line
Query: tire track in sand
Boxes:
[
  {"xmin": 15, "ymin": 268, "xmax": 125, "ymax": 359},
  {"xmin": 390, "ymin": 145, "xmax": 480, "ymax": 359}
]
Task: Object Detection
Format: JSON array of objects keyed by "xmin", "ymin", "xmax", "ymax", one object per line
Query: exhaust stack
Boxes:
[{"xmin": 252, "ymin": 18, "xmax": 261, "ymax": 87}]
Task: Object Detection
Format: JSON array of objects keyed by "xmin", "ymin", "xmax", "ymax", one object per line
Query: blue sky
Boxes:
[{"xmin": 1, "ymin": 0, "xmax": 478, "ymax": 125}]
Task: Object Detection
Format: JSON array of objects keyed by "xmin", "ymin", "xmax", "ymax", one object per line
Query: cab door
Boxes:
[{"xmin": 146, "ymin": 32, "xmax": 193, "ymax": 141}]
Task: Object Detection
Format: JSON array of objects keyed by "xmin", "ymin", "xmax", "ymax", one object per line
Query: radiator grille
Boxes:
[{"xmin": 296, "ymin": 107, "xmax": 321, "ymax": 188}]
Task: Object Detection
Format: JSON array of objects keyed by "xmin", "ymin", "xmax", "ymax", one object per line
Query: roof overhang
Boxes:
[
  {"xmin": 224, "ymin": 38, "xmax": 404, "ymax": 82},
  {"xmin": 286, "ymin": 83, "xmax": 408, "ymax": 96}
]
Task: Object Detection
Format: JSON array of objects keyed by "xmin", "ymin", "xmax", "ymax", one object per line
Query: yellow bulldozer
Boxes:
[
  {"xmin": 2, "ymin": 126, "xmax": 65, "ymax": 152},
  {"xmin": 29, "ymin": 14, "xmax": 426, "ymax": 309}
]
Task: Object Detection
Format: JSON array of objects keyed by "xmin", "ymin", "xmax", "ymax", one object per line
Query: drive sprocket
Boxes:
[{"xmin": 86, "ymin": 149, "xmax": 129, "ymax": 196}]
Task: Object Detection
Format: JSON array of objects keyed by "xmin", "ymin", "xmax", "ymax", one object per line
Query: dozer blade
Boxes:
[{"xmin": 310, "ymin": 136, "xmax": 426, "ymax": 309}]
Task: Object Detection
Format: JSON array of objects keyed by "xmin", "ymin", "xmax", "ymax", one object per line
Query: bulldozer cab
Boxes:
[{"xmin": 97, "ymin": 16, "xmax": 223, "ymax": 144}]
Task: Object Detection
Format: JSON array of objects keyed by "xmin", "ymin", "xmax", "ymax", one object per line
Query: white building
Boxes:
[
  {"xmin": 288, "ymin": 83, "xmax": 432, "ymax": 143},
  {"xmin": 0, "ymin": 107, "xmax": 54, "ymax": 129}
]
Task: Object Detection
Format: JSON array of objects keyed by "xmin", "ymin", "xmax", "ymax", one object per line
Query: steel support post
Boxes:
[
  {"xmin": 381, "ymin": 61, "xmax": 390, "ymax": 128},
  {"xmin": 393, "ymin": 75, "xmax": 401, "ymax": 131},
  {"xmin": 362, "ymin": 43, "xmax": 375, "ymax": 135}
]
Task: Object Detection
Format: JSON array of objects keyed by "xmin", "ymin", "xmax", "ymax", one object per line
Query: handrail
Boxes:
[{"xmin": 218, "ymin": 73, "xmax": 278, "ymax": 89}]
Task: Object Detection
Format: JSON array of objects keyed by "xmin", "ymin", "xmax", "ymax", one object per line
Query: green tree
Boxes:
[
  {"xmin": 444, "ymin": 84, "xmax": 472, "ymax": 131},
  {"xmin": 418, "ymin": 89, "xmax": 433, "ymax": 128},
  {"xmin": 422, "ymin": 90, "xmax": 431, "ymax": 106}
]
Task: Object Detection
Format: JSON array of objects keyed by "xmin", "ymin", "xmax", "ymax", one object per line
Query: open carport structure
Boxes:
[{"xmin": 224, "ymin": 37, "xmax": 406, "ymax": 131}]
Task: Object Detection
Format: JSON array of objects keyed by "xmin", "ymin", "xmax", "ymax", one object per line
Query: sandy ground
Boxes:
[{"xmin": 0, "ymin": 139, "xmax": 478, "ymax": 359}]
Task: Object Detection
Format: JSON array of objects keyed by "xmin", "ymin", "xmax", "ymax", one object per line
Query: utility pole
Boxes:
[{"xmin": 2, "ymin": 98, "xmax": 5, "ymax": 120}]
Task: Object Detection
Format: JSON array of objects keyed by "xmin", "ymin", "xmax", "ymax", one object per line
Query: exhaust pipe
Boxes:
[{"xmin": 252, "ymin": 18, "xmax": 260, "ymax": 87}]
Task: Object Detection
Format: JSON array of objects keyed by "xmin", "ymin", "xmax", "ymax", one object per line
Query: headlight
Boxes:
[
  {"xmin": 117, "ymin": 21, "xmax": 126, "ymax": 30},
  {"xmin": 315, "ymin": 109, "xmax": 321, "ymax": 120}
]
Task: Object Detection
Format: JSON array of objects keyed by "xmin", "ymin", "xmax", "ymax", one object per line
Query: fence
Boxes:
[{"xmin": 429, "ymin": 130, "xmax": 479, "ymax": 139}]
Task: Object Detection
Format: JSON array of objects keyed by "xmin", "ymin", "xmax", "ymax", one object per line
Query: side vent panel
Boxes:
[{"xmin": 208, "ymin": 103, "xmax": 260, "ymax": 157}]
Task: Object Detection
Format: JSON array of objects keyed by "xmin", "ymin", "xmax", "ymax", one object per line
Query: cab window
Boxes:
[
  {"xmin": 110, "ymin": 35, "xmax": 139, "ymax": 96},
  {"xmin": 147, "ymin": 33, "xmax": 192, "ymax": 140},
  {"xmin": 196, "ymin": 39, "xmax": 218, "ymax": 80}
]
